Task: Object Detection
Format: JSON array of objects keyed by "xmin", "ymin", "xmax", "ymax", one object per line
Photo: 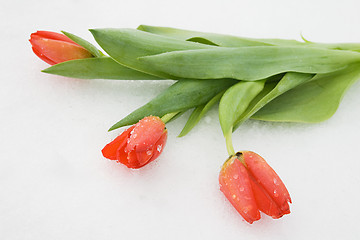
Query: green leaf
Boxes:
[
  {"xmin": 62, "ymin": 31, "xmax": 103, "ymax": 57},
  {"xmin": 138, "ymin": 25, "xmax": 360, "ymax": 52},
  {"xmin": 178, "ymin": 90, "xmax": 225, "ymax": 137},
  {"xmin": 219, "ymin": 80, "xmax": 266, "ymax": 137},
  {"xmin": 89, "ymin": 28, "xmax": 213, "ymax": 79},
  {"xmin": 42, "ymin": 57, "xmax": 161, "ymax": 80},
  {"xmin": 186, "ymin": 37, "xmax": 219, "ymax": 46},
  {"xmin": 233, "ymin": 72, "xmax": 314, "ymax": 130},
  {"xmin": 252, "ymin": 64, "xmax": 360, "ymax": 122},
  {"xmin": 139, "ymin": 47, "xmax": 360, "ymax": 81},
  {"xmin": 137, "ymin": 25, "xmax": 302, "ymax": 47},
  {"xmin": 109, "ymin": 78, "xmax": 237, "ymax": 131}
]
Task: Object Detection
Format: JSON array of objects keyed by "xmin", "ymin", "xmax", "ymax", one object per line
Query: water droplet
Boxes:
[
  {"xmin": 273, "ymin": 178, "xmax": 279, "ymax": 185},
  {"xmin": 239, "ymin": 186, "xmax": 244, "ymax": 192},
  {"xmin": 157, "ymin": 145, "xmax": 162, "ymax": 152},
  {"xmin": 274, "ymin": 190, "xmax": 279, "ymax": 197},
  {"xmin": 146, "ymin": 150, "xmax": 152, "ymax": 155},
  {"xmin": 232, "ymin": 194, "xmax": 237, "ymax": 199},
  {"xmin": 233, "ymin": 174, "xmax": 238, "ymax": 179}
]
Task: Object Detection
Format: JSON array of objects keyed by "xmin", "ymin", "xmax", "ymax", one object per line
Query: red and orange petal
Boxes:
[
  {"xmin": 249, "ymin": 175, "xmax": 284, "ymax": 218},
  {"xmin": 219, "ymin": 155, "xmax": 260, "ymax": 224},
  {"xmin": 120, "ymin": 129, "xmax": 167, "ymax": 169},
  {"xmin": 31, "ymin": 31, "xmax": 76, "ymax": 44},
  {"xmin": 243, "ymin": 151, "xmax": 291, "ymax": 214},
  {"xmin": 126, "ymin": 116, "xmax": 166, "ymax": 152},
  {"xmin": 30, "ymin": 33, "xmax": 92, "ymax": 65},
  {"xmin": 101, "ymin": 126, "xmax": 135, "ymax": 160},
  {"xmin": 148, "ymin": 130, "xmax": 167, "ymax": 162},
  {"xmin": 31, "ymin": 47, "xmax": 57, "ymax": 65}
]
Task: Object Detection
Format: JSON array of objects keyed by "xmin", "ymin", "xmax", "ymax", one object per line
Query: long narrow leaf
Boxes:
[
  {"xmin": 233, "ymin": 72, "xmax": 314, "ymax": 130},
  {"xmin": 219, "ymin": 80, "xmax": 266, "ymax": 137},
  {"xmin": 139, "ymin": 47, "xmax": 360, "ymax": 81},
  {"xmin": 178, "ymin": 91, "xmax": 225, "ymax": 137},
  {"xmin": 139, "ymin": 25, "xmax": 360, "ymax": 51},
  {"xmin": 252, "ymin": 64, "xmax": 360, "ymax": 122},
  {"xmin": 42, "ymin": 57, "xmax": 161, "ymax": 80},
  {"xmin": 109, "ymin": 79, "xmax": 237, "ymax": 131},
  {"xmin": 89, "ymin": 28, "xmax": 214, "ymax": 79},
  {"xmin": 138, "ymin": 25, "xmax": 304, "ymax": 47}
]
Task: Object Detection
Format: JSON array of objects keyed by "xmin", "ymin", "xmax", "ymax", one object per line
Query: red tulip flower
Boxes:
[
  {"xmin": 219, "ymin": 151, "xmax": 291, "ymax": 224},
  {"xmin": 29, "ymin": 31, "xmax": 92, "ymax": 65},
  {"xmin": 102, "ymin": 116, "xmax": 168, "ymax": 169}
]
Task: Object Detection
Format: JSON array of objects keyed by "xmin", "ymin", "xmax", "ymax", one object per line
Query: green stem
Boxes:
[
  {"xmin": 225, "ymin": 129, "xmax": 235, "ymax": 156},
  {"xmin": 161, "ymin": 112, "xmax": 179, "ymax": 124}
]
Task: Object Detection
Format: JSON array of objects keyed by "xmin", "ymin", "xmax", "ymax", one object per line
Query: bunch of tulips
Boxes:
[{"xmin": 30, "ymin": 26, "xmax": 360, "ymax": 223}]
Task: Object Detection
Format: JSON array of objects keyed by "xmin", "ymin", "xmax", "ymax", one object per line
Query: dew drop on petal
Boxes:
[
  {"xmin": 274, "ymin": 190, "xmax": 279, "ymax": 197},
  {"xmin": 146, "ymin": 150, "xmax": 152, "ymax": 155},
  {"xmin": 239, "ymin": 186, "xmax": 244, "ymax": 192},
  {"xmin": 232, "ymin": 194, "xmax": 237, "ymax": 199},
  {"xmin": 233, "ymin": 174, "xmax": 238, "ymax": 180},
  {"xmin": 157, "ymin": 145, "xmax": 162, "ymax": 152},
  {"xmin": 243, "ymin": 207, "xmax": 248, "ymax": 214},
  {"xmin": 273, "ymin": 178, "xmax": 278, "ymax": 185}
]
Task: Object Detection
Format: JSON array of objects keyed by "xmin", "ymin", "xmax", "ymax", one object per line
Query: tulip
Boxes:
[
  {"xmin": 219, "ymin": 151, "xmax": 291, "ymax": 224},
  {"xmin": 102, "ymin": 116, "xmax": 167, "ymax": 169},
  {"xmin": 29, "ymin": 31, "xmax": 92, "ymax": 65}
]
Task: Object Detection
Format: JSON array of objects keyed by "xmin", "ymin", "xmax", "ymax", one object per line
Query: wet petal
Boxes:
[
  {"xmin": 102, "ymin": 126, "xmax": 134, "ymax": 160},
  {"xmin": 148, "ymin": 130, "xmax": 167, "ymax": 162},
  {"xmin": 243, "ymin": 151, "xmax": 291, "ymax": 214},
  {"xmin": 219, "ymin": 155, "xmax": 260, "ymax": 224},
  {"xmin": 136, "ymin": 149, "xmax": 153, "ymax": 166},
  {"xmin": 249, "ymin": 175, "xmax": 284, "ymax": 218},
  {"xmin": 126, "ymin": 116, "xmax": 165, "ymax": 152}
]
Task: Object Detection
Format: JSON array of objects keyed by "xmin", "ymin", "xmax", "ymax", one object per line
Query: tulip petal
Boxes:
[
  {"xmin": 136, "ymin": 150, "xmax": 153, "ymax": 166},
  {"xmin": 32, "ymin": 31, "xmax": 76, "ymax": 44},
  {"xmin": 126, "ymin": 116, "xmax": 165, "ymax": 152},
  {"xmin": 219, "ymin": 155, "xmax": 260, "ymax": 224},
  {"xmin": 126, "ymin": 151, "xmax": 141, "ymax": 169},
  {"xmin": 243, "ymin": 151, "xmax": 291, "ymax": 214},
  {"xmin": 148, "ymin": 130, "xmax": 167, "ymax": 162},
  {"xmin": 31, "ymin": 47, "xmax": 57, "ymax": 65},
  {"xmin": 30, "ymin": 35, "xmax": 92, "ymax": 65},
  {"xmin": 249, "ymin": 176, "xmax": 284, "ymax": 218},
  {"xmin": 102, "ymin": 126, "xmax": 135, "ymax": 160}
]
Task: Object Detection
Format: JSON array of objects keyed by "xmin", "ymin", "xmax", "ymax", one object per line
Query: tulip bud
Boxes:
[
  {"xmin": 29, "ymin": 31, "xmax": 92, "ymax": 65},
  {"xmin": 219, "ymin": 151, "xmax": 291, "ymax": 223},
  {"xmin": 102, "ymin": 116, "xmax": 167, "ymax": 169}
]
